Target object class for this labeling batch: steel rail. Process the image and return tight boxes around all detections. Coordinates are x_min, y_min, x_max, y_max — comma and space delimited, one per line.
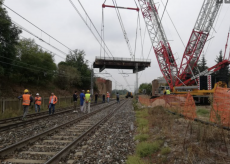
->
45, 100, 127, 164
0, 100, 122, 157
0, 99, 112, 124
0, 106, 72, 124
0, 100, 115, 132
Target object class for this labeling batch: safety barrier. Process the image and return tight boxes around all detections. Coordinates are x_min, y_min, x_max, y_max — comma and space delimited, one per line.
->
210, 87, 230, 127
139, 93, 197, 120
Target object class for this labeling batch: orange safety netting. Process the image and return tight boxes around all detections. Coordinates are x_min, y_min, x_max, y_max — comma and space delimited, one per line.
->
139, 93, 197, 120
210, 87, 230, 127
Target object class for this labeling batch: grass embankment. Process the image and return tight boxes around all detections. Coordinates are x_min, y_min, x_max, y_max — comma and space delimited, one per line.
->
128, 101, 230, 163
127, 102, 171, 164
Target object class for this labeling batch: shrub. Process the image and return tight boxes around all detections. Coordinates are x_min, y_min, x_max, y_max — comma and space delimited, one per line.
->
137, 118, 148, 129
126, 155, 144, 164
136, 140, 163, 157
135, 134, 149, 142
160, 147, 171, 155
197, 109, 209, 116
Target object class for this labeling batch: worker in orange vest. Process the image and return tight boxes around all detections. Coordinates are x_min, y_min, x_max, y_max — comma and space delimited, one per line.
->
18, 89, 33, 120
35, 93, 42, 112
107, 91, 110, 103
49, 93, 58, 115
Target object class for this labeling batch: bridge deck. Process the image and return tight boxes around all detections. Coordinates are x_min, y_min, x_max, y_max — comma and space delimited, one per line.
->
93, 57, 151, 73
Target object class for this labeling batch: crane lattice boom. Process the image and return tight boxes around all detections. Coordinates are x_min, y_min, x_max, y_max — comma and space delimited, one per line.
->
138, 0, 177, 90
176, 0, 221, 86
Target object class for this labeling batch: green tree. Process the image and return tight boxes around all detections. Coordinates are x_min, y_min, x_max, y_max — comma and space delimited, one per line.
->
214, 50, 229, 84
139, 83, 152, 95
65, 49, 91, 89
0, 0, 21, 76
198, 54, 208, 72
12, 38, 56, 85
56, 64, 81, 90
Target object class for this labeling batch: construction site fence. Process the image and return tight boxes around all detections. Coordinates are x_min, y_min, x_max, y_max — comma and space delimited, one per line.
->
210, 87, 230, 127
139, 93, 197, 120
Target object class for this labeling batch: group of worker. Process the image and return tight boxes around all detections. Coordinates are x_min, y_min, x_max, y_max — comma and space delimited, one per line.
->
18, 89, 58, 120
73, 90, 112, 113
18, 89, 112, 120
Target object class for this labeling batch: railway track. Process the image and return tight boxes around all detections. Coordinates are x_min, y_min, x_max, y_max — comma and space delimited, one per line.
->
0, 100, 127, 164
0, 101, 116, 149
0, 101, 114, 132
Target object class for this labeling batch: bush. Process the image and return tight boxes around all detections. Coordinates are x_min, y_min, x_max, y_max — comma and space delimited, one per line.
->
126, 155, 144, 164
136, 109, 148, 118
197, 109, 209, 116
135, 134, 149, 142
137, 118, 148, 129
136, 140, 163, 157
160, 147, 171, 155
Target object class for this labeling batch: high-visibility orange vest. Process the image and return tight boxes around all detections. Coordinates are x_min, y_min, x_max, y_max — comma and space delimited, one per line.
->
35, 97, 42, 105
107, 93, 110, 98
22, 94, 30, 106
49, 95, 58, 104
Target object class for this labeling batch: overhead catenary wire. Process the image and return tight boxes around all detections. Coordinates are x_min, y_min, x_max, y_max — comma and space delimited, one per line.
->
70, 0, 113, 58
0, 60, 92, 79
12, 21, 68, 56
19, 36, 66, 60
69, 0, 136, 91
2, 3, 75, 53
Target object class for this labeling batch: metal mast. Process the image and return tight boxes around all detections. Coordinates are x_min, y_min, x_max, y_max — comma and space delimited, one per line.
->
176, 0, 221, 85
138, 0, 178, 90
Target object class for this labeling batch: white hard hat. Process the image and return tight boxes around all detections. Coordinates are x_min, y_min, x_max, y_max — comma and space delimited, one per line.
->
36, 93, 39, 96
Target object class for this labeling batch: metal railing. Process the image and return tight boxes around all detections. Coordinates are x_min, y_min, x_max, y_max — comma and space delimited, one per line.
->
95, 56, 151, 62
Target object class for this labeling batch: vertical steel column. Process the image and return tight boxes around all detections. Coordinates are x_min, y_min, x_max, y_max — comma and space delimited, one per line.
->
136, 63, 138, 94
91, 67, 94, 95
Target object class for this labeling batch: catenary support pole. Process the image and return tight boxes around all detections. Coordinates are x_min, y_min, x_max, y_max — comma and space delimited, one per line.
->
91, 67, 94, 95
136, 63, 138, 95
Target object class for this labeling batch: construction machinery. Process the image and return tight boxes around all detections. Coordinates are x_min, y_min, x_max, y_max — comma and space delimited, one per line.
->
126, 92, 133, 98
138, 0, 229, 98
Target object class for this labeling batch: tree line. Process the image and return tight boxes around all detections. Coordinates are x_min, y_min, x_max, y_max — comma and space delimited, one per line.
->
0, 1, 92, 90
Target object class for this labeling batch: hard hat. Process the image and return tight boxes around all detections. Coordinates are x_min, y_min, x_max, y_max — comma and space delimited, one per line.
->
24, 89, 29, 93
36, 93, 39, 96
87, 90, 90, 93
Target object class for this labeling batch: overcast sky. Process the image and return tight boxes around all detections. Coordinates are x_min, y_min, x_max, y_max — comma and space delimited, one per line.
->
4, 0, 230, 92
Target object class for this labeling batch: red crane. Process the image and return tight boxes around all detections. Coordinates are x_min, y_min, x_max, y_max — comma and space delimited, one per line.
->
138, 0, 223, 90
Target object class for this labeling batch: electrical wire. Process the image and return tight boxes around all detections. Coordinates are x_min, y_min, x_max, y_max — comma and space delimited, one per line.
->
12, 21, 68, 56
19, 36, 66, 60
71, 0, 113, 58
69, 0, 135, 91
2, 3, 74, 53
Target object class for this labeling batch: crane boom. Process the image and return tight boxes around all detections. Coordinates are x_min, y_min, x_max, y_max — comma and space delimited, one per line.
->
176, 0, 221, 85
138, 0, 177, 90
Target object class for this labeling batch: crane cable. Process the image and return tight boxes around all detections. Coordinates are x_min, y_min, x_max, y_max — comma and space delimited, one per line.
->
112, 0, 135, 59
